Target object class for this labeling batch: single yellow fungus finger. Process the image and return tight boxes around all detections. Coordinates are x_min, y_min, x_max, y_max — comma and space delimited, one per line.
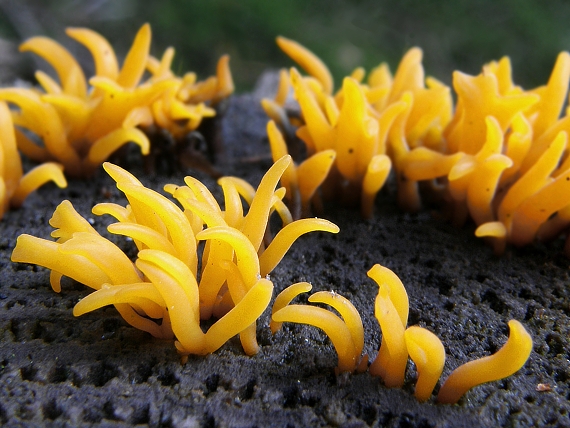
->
198, 240, 235, 320
402, 148, 464, 181
73, 283, 165, 318
371, 284, 408, 387
259, 218, 339, 276
290, 68, 333, 152
214, 54, 234, 101
309, 291, 364, 360
136, 258, 205, 354
241, 155, 292, 251
222, 177, 255, 207
500, 113, 532, 186
156, 47, 175, 77
35, 70, 62, 94
498, 131, 567, 228
197, 226, 260, 287
107, 222, 177, 255
362, 154, 392, 219
92, 203, 131, 223
11, 234, 111, 290
262, 98, 290, 129
297, 150, 336, 213
20, 36, 87, 98
65, 27, 119, 80
532, 51, 570, 138
270, 282, 312, 333
437, 320, 532, 404
404, 326, 446, 402
50, 271, 64, 293
218, 177, 244, 227
49, 200, 97, 242
274, 69, 290, 105
205, 278, 273, 354
276, 36, 333, 95
10, 162, 67, 208
88, 127, 150, 167
272, 304, 356, 373
367, 264, 408, 325
475, 221, 507, 255
267, 120, 297, 195
59, 232, 141, 285
388, 47, 424, 104
117, 23, 151, 88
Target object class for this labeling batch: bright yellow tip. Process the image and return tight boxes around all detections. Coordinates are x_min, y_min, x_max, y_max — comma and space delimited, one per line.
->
10, 162, 66, 209
437, 320, 532, 404
404, 326, 446, 402
65, 27, 119, 80
276, 36, 333, 95
117, 23, 151, 88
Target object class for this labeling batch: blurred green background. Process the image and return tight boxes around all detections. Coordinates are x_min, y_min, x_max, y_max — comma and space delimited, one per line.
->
0, 0, 569, 91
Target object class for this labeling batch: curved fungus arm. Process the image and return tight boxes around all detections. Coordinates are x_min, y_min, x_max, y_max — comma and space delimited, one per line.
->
437, 320, 533, 404
367, 264, 409, 325
73, 282, 166, 319
270, 282, 313, 333
259, 218, 339, 277
276, 36, 333, 95
218, 177, 244, 228
296, 149, 336, 212
361, 154, 391, 219
272, 304, 357, 373
92, 203, 132, 223
308, 291, 364, 360
404, 326, 446, 402
10, 162, 67, 209
205, 278, 273, 354
65, 27, 119, 80
241, 155, 292, 252
88, 127, 150, 167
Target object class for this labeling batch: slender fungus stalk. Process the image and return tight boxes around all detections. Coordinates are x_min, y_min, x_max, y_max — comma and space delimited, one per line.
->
437, 320, 532, 404
404, 326, 446, 402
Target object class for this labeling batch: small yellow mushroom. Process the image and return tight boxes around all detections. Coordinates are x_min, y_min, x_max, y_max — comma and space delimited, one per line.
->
437, 320, 532, 404
404, 326, 446, 402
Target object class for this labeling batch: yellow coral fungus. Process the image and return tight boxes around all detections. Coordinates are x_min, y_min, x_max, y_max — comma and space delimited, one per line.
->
1, 23, 233, 178
271, 283, 364, 373
11, 157, 337, 360
437, 320, 532, 404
